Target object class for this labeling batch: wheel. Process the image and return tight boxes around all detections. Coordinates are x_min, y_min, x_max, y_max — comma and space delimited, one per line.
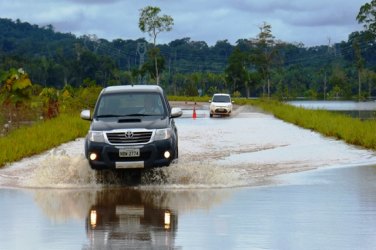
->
210, 113, 213, 117
175, 144, 179, 159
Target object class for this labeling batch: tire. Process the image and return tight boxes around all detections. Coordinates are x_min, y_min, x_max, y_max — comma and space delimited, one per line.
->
175, 144, 179, 159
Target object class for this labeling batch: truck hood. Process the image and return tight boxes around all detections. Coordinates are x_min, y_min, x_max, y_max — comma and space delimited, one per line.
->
90, 116, 170, 131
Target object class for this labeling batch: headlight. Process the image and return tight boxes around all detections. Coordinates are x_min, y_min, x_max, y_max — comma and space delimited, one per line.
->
88, 131, 105, 142
154, 128, 172, 141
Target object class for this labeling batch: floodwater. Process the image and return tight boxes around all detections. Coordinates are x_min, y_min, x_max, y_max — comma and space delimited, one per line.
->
289, 100, 376, 111
1, 103, 376, 249
289, 100, 376, 119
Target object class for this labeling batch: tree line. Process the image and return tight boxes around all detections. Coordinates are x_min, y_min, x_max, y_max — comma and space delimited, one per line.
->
1, 1, 376, 101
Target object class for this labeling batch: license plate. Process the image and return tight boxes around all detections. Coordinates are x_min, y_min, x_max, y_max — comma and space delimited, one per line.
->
119, 148, 140, 157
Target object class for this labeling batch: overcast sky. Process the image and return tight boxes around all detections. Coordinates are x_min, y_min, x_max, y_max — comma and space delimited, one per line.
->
0, 0, 369, 47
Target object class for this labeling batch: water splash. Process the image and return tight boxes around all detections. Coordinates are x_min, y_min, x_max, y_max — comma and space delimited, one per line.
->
141, 160, 249, 188
22, 149, 98, 188
13, 149, 249, 189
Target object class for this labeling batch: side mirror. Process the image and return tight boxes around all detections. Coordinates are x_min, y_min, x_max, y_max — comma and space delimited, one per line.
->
80, 110, 92, 121
171, 107, 183, 118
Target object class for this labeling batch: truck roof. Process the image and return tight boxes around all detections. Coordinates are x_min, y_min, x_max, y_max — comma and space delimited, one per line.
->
101, 85, 164, 94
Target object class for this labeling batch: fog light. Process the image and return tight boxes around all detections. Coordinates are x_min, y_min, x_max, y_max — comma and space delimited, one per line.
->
90, 210, 97, 228
164, 151, 171, 159
164, 211, 171, 229
89, 152, 97, 161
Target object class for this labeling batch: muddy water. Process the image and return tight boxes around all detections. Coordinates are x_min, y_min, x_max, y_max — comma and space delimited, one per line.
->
1, 166, 376, 249
1, 105, 376, 249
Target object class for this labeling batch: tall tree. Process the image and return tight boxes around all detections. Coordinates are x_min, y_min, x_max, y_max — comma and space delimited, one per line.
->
251, 22, 280, 98
357, 0, 376, 37
140, 49, 165, 81
225, 47, 249, 95
362, 69, 376, 98
139, 6, 174, 85
329, 65, 350, 99
353, 38, 365, 100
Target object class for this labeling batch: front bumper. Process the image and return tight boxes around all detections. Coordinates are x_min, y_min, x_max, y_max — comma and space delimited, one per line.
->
85, 139, 176, 170
210, 106, 232, 115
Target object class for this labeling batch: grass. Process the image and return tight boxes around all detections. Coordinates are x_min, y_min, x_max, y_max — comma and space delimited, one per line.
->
246, 99, 376, 150
0, 113, 89, 168
168, 95, 211, 103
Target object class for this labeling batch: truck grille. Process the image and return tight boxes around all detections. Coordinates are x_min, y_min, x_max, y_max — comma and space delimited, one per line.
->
106, 131, 153, 144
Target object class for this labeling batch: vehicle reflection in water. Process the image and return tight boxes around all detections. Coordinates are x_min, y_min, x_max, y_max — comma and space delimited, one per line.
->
85, 189, 178, 249
16, 187, 231, 249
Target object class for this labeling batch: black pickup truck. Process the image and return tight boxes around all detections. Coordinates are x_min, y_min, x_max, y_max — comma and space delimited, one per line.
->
80, 85, 182, 171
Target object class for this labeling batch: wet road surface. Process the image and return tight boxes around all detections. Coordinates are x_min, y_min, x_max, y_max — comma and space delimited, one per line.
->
1, 104, 376, 249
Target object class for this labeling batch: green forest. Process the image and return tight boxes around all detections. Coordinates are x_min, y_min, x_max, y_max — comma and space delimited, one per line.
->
1, 11, 376, 99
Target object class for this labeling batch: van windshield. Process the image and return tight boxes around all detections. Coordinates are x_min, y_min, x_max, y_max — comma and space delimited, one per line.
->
213, 95, 231, 103
94, 92, 166, 117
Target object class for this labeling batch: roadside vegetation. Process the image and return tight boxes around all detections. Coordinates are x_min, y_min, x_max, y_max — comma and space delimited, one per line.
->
0, 73, 101, 167
0, 113, 88, 167
247, 99, 376, 150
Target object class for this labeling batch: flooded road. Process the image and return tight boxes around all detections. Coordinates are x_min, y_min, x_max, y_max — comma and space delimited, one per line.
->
1, 104, 376, 249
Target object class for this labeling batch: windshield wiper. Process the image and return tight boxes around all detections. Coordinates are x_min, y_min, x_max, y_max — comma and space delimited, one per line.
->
96, 113, 157, 118
125, 113, 153, 116
95, 114, 121, 118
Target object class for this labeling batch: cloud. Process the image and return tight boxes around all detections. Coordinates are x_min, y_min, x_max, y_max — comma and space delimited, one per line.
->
62, 0, 122, 4
0, 0, 368, 47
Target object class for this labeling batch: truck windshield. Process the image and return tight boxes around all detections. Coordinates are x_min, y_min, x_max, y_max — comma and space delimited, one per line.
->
94, 92, 166, 117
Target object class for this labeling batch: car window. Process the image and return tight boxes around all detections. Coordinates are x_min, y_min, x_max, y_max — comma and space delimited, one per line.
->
213, 95, 230, 103
95, 92, 165, 117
